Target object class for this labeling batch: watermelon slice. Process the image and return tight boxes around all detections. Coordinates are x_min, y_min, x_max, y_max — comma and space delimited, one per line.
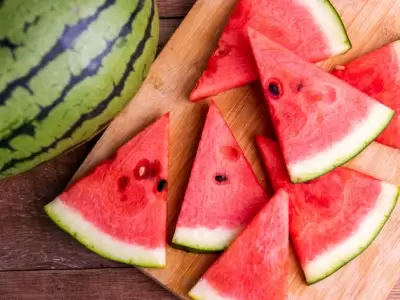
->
248, 28, 395, 183
189, 189, 289, 300
256, 136, 399, 284
44, 114, 169, 268
332, 40, 400, 149
172, 101, 269, 251
190, 0, 351, 101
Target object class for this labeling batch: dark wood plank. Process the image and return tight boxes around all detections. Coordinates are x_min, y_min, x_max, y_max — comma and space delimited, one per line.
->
0, 141, 126, 271
159, 18, 183, 52
158, 0, 196, 18
389, 283, 400, 300
0, 268, 176, 300
1, 269, 399, 300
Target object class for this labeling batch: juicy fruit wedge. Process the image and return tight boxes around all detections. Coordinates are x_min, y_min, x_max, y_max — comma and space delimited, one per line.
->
189, 189, 289, 300
248, 28, 395, 183
333, 40, 400, 149
256, 136, 399, 284
45, 114, 169, 268
172, 101, 269, 251
190, 0, 351, 101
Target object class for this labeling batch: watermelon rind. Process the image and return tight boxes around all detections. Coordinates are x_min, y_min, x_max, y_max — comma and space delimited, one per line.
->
172, 227, 241, 252
289, 103, 395, 183
304, 0, 351, 56
393, 39, 400, 55
45, 197, 166, 268
189, 279, 229, 300
0, 0, 159, 178
171, 243, 222, 254
305, 182, 399, 284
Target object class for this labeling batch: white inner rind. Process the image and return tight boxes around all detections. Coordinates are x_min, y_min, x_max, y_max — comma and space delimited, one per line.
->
301, 0, 350, 55
288, 102, 394, 182
173, 226, 241, 251
45, 197, 165, 267
304, 182, 399, 283
392, 40, 400, 60
189, 279, 235, 300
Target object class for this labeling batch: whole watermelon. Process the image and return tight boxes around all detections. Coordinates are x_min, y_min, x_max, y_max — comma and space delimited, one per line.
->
0, 0, 159, 177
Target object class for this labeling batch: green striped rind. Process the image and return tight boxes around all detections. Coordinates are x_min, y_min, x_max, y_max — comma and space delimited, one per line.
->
0, 0, 158, 177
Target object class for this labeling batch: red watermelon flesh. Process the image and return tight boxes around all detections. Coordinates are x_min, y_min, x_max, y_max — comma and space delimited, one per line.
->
172, 101, 269, 251
248, 28, 394, 183
190, 0, 351, 101
44, 114, 169, 268
189, 0, 257, 101
333, 40, 400, 149
189, 189, 289, 300
256, 136, 399, 284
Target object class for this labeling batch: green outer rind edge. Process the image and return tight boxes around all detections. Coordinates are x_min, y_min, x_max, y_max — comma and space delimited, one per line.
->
188, 291, 203, 300
170, 242, 223, 254
291, 110, 395, 183
306, 186, 400, 284
324, 0, 352, 52
44, 202, 165, 269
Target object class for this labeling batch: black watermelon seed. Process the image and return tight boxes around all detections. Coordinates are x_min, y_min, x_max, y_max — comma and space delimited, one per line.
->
157, 179, 167, 192
268, 83, 280, 96
214, 174, 228, 183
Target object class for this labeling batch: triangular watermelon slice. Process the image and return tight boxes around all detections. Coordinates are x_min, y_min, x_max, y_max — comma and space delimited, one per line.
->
248, 28, 395, 183
172, 101, 269, 251
189, 189, 289, 300
332, 40, 400, 149
190, 0, 351, 101
256, 136, 399, 284
45, 114, 169, 268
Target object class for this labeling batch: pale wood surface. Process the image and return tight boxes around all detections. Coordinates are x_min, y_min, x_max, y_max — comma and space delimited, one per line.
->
72, 0, 400, 299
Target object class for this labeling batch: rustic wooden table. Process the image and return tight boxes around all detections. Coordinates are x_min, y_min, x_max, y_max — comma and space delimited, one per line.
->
0, 1, 399, 299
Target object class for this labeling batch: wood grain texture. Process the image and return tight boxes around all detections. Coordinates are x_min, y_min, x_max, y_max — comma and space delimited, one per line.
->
71, 0, 400, 299
0, 269, 175, 300
159, 18, 183, 52
0, 140, 128, 271
158, 0, 196, 17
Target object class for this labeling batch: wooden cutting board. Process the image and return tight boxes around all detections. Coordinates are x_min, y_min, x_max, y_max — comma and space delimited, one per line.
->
73, 0, 400, 299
